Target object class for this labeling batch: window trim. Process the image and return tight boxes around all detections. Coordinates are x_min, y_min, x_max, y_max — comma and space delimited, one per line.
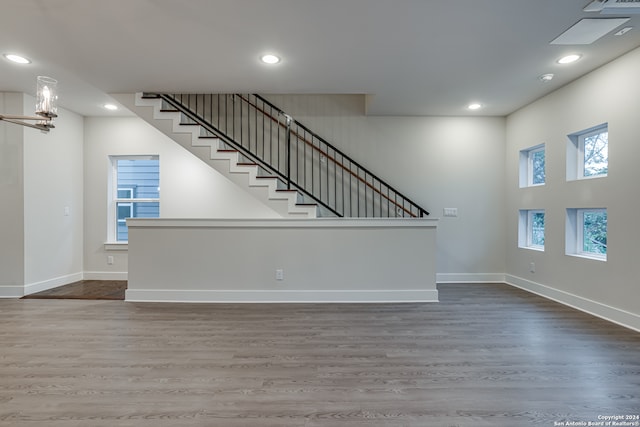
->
116, 187, 134, 230
565, 208, 607, 261
527, 210, 545, 249
567, 123, 608, 181
518, 209, 545, 251
527, 146, 545, 187
519, 143, 545, 188
108, 155, 160, 244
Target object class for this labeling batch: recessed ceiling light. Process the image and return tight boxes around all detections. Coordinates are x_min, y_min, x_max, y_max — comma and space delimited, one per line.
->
539, 73, 554, 82
467, 103, 482, 110
4, 53, 31, 64
260, 54, 281, 64
557, 54, 582, 64
103, 104, 118, 111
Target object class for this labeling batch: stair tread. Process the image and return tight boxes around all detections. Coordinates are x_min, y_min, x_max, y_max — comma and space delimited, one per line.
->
179, 122, 199, 126
256, 176, 277, 179
237, 162, 257, 166
160, 108, 179, 113
198, 135, 218, 139
217, 149, 238, 153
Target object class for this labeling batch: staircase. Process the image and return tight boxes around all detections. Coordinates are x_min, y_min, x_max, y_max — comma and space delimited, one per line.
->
113, 93, 317, 218
113, 93, 428, 219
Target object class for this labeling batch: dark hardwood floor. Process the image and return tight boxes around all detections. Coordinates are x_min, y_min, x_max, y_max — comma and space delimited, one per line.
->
1, 283, 639, 426
21, 280, 126, 300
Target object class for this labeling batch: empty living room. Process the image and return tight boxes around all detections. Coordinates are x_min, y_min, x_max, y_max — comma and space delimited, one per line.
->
1, 1, 639, 426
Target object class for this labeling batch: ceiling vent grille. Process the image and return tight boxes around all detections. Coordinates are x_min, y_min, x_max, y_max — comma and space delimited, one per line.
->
586, 0, 640, 14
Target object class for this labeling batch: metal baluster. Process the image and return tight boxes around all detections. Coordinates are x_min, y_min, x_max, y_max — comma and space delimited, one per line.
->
296, 129, 306, 192
326, 144, 329, 209
318, 138, 321, 206
356, 167, 360, 217
269, 104, 272, 169
349, 160, 352, 217
232, 95, 236, 143
285, 114, 292, 189
333, 148, 337, 213
277, 112, 281, 174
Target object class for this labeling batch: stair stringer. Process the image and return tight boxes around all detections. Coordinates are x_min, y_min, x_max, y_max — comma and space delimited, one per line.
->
111, 93, 317, 218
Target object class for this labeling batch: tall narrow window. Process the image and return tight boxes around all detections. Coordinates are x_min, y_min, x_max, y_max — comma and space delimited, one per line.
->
518, 209, 545, 251
519, 144, 545, 187
110, 156, 160, 242
566, 208, 607, 260
567, 124, 608, 180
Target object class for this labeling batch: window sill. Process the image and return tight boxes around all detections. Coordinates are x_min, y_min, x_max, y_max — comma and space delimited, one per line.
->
104, 242, 128, 251
567, 174, 608, 182
566, 253, 606, 262
519, 245, 544, 252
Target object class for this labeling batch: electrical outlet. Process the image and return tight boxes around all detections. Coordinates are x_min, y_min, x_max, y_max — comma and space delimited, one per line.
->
529, 262, 535, 273
107, 256, 114, 265
275, 269, 284, 281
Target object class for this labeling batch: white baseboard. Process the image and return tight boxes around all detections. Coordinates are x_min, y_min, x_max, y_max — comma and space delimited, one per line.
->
437, 273, 506, 283
83, 271, 128, 281
505, 274, 640, 333
23, 272, 84, 296
0, 286, 25, 298
1, 273, 84, 298
125, 289, 439, 303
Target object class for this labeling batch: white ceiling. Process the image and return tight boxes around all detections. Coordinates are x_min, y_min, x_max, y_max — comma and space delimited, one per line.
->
2, 0, 640, 117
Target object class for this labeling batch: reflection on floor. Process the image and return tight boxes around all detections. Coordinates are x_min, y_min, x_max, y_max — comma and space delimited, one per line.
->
22, 280, 127, 300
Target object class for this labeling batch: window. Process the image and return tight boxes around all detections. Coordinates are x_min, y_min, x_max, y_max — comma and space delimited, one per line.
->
109, 156, 160, 242
567, 124, 608, 181
518, 209, 545, 250
566, 208, 607, 260
519, 144, 545, 187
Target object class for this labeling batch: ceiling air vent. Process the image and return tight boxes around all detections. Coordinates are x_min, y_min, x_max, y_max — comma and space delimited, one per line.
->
585, 0, 640, 14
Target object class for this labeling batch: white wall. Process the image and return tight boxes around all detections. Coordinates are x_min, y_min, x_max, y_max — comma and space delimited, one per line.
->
0, 93, 25, 296
83, 117, 281, 278
264, 95, 507, 281
23, 94, 84, 294
505, 46, 640, 331
127, 218, 438, 303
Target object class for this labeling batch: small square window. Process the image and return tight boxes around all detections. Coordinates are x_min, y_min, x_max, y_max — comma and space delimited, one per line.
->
567, 124, 608, 181
518, 209, 545, 251
566, 208, 607, 261
519, 144, 545, 187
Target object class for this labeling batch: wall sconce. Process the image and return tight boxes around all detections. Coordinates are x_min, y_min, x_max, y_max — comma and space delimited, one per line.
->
0, 76, 58, 132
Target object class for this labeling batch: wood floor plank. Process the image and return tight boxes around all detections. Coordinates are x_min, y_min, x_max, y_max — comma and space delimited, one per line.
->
21, 280, 126, 300
1, 283, 639, 426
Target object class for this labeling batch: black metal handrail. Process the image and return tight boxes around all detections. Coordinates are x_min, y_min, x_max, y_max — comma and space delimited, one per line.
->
147, 93, 429, 218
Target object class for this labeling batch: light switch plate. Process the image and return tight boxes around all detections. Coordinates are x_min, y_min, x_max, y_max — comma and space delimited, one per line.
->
443, 208, 458, 217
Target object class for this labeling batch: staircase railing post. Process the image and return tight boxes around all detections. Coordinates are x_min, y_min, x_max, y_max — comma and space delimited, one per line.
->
284, 113, 292, 190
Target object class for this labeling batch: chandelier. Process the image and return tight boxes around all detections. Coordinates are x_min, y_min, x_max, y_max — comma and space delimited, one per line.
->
0, 76, 58, 132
